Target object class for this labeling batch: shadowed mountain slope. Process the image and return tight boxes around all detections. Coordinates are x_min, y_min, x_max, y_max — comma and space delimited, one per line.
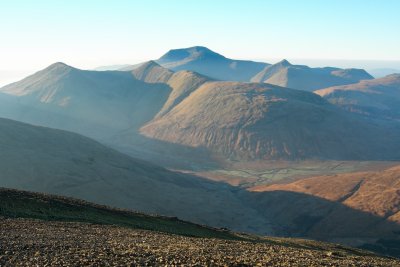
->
0, 117, 271, 234
315, 74, 400, 121
251, 59, 373, 91
154, 46, 269, 82
141, 81, 400, 160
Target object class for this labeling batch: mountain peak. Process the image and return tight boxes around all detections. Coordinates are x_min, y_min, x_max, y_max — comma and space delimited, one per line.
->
131, 60, 173, 83
48, 62, 71, 68
140, 60, 162, 69
158, 46, 225, 62
276, 59, 291, 67
44, 62, 74, 73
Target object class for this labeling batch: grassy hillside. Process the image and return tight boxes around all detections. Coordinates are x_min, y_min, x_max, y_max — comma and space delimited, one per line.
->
141, 81, 400, 161
0, 187, 236, 239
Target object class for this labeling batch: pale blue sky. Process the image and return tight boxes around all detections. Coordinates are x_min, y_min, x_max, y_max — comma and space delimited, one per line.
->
0, 0, 399, 71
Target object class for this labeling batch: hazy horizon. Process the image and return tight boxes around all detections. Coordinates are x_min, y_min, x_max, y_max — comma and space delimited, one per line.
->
1, 0, 399, 71
1, 56, 400, 87
1, 0, 400, 86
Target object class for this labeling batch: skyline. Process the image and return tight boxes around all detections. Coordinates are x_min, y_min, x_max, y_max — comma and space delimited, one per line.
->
0, 0, 399, 79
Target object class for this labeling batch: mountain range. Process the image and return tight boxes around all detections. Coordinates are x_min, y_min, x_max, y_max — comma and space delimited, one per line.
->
121, 46, 374, 91
134, 62, 400, 160
1, 57, 400, 162
251, 59, 373, 91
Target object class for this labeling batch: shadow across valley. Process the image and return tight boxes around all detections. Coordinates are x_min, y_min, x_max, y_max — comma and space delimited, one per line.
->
240, 189, 400, 257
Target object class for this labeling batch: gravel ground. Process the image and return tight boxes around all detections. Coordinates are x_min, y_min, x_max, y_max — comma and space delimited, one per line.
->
0, 218, 398, 266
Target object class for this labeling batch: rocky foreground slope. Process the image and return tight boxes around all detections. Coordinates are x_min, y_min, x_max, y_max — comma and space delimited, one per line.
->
0, 188, 397, 266
2, 219, 398, 266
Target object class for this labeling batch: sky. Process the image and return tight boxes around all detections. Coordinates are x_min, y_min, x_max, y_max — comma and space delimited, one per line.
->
0, 0, 400, 75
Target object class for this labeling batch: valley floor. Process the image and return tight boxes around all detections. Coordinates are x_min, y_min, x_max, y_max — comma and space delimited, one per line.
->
185, 160, 399, 189
0, 218, 397, 266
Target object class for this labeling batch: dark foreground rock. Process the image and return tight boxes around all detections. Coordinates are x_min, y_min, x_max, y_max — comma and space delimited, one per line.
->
0, 218, 398, 266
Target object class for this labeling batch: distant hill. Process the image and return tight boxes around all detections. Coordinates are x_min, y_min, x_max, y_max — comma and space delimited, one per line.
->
154, 46, 269, 82
251, 59, 373, 91
94, 64, 132, 71
315, 74, 400, 121
141, 80, 400, 160
368, 68, 400, 78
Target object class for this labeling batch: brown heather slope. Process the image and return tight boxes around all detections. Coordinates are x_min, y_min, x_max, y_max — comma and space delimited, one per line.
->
248, 165, 400, 255
251, 59, 373, 91
252, 165, 400, 221
315, 74, 400, 121
141, 81, 400, 161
